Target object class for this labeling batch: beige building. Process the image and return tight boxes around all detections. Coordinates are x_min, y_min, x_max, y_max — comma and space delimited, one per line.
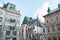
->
20, 16, 42, 40
42, 4, 60, 40
0, 3, 21, 40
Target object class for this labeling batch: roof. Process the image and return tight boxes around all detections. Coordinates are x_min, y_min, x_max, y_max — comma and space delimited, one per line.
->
43, 8, 60, 17
22, 16, 43, 27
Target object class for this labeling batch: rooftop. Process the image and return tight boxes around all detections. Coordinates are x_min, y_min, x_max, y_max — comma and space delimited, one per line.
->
43, 3, 60, 17
22, 16, 43, 27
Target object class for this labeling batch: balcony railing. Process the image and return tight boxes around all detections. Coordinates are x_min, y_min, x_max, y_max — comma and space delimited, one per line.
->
9, 26, 15, 30
8, 23, 16, 30
10, 19, 16, 22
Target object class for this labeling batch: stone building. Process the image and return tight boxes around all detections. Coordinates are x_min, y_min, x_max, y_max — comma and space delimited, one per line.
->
0, 3, 21, 40
42, 3, 60, 40
20, 16, 42, 40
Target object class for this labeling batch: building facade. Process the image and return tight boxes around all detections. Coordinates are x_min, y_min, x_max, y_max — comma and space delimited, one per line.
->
20, 16, 42, 40
0, 3, 21, 40
42, 4, 60, 40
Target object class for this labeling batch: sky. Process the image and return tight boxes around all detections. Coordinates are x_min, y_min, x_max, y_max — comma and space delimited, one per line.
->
0, 0, 60, 24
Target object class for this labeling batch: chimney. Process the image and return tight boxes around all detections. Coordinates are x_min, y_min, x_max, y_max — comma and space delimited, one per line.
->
47, 7, 50, 14
58, 3, 60, 8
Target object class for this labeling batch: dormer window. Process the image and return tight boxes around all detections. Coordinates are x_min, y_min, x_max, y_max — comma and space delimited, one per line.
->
3, 3, 15, 11
7, 3, 12, 10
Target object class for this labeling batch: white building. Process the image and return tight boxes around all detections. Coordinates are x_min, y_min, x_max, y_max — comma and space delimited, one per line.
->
0, 3, 21, 40
20, 16, 43, 40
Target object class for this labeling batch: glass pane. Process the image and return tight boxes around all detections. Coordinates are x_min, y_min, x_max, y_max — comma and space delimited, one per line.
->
48, 37, 51, 40
13, 31, 17, 35
12, 37, 17, 40
6, 37, 10, 40
6, 31, 10, 35
0, 11, 3, 15
0, 17, 2, 22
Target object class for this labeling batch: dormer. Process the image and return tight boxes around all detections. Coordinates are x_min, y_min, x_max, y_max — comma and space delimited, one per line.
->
3, 3, 16, 11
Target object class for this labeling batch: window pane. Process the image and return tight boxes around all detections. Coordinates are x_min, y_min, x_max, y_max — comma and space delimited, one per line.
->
48, 37, 51, 40
12, 37, 17, 40
47, 28, 50, 33
6, 31, 10, 35
58, 28, 60, 31
43, 29, 45, 33
0, 17, 2, 22
56, 16, 58, 21
6, 37, 10, 40
13, 31, 17, 35
0, 11, 3, 15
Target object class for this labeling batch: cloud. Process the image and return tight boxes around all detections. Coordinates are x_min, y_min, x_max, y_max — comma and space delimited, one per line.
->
33, 2, 49, 33
34, 2, 49, 23
0, 3, 3, 7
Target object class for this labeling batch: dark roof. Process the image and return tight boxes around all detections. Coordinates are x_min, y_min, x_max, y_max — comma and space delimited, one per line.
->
22, 16, 43, 27
22, 16, 33, 24
43, 8, 60, 17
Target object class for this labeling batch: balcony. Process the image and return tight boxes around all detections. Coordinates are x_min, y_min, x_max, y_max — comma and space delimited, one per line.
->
9, 26, 15, 30
10, 19, 16, 22
8, 23, 16, 30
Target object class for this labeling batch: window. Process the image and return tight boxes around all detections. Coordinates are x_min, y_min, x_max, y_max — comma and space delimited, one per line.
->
47, 27, 50, 33
53, 37, 57, 40
51, 25, 55, 32
56, 24, 60, 31
13, 31, 17, 35
52, 28, 55, 32
58, 28, 60, 31
12, 37, 17, 40
46, 20, 48, 23
6, 37, 10, 40
0, 11, 3, 15
7, 3, 12, 10
51, 18, 53, 21
48, 37, 51, 40
0, 17, 2, 22
6, 31, 10, 35
0, 25, 2, 31
43, 29, 45, 33
56, 15, 58, 21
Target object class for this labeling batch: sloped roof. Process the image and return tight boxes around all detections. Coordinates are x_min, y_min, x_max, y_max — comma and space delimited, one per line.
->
44, 8, 60, 17
22, 16, 43, 27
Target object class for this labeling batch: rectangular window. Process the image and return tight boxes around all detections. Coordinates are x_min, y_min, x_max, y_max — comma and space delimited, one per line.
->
0, 25, 2, 31
12, 37, 17, 40
0, 11, 3, 15
56, 24, 60, 31
43, 29, 45, 33
58, 28, 60, 31
51, 18, 53, 21
13, 31, 17, 35
46, 20, 48, 23
48, 37, 51, 40
6, 37, 10, 40
56, 15, 58, 21
52, 28, 55, 32
6, 31, 10, 35
0, 17, 2, 22
47, 27, 50, 33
